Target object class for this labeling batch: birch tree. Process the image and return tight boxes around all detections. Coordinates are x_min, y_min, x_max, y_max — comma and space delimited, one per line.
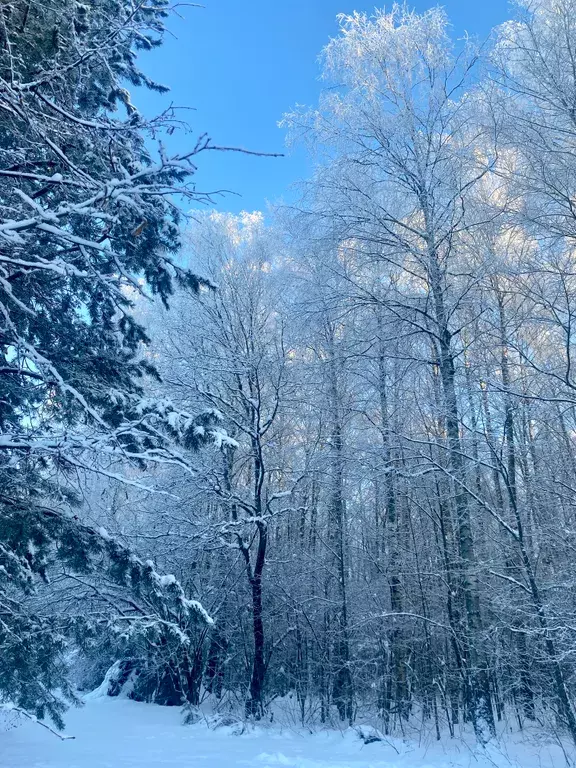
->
284, 5, 497, 738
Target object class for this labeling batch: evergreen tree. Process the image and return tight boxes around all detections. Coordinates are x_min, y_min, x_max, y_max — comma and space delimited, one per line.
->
0, 0, 216, 726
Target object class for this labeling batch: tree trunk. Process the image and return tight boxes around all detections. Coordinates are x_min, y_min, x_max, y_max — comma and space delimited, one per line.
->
326, 322, 354, 725
244, 520, 268, 718
376, 313, 409, 721
427, 238, 495, 739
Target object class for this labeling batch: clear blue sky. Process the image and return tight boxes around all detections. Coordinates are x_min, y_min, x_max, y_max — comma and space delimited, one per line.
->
137, 1, 511, 214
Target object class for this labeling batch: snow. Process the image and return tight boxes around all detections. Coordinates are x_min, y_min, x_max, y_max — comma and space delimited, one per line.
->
157, 573, 177, 586
181, 596, 215, 625
0, 695, 572, 768
97, 526, 111, 541
210, 426, 240, 449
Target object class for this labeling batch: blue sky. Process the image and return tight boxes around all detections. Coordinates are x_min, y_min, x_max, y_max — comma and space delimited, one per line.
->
138, 1, 511, 214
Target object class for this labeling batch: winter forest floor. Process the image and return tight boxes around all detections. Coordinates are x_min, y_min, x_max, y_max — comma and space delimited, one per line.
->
1, 696, 574, 768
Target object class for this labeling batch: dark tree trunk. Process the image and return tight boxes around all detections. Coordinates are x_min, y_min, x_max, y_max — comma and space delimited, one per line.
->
245, 519, 268, 719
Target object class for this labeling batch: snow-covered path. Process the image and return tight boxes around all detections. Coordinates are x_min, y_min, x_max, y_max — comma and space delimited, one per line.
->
0, 696, 570, 768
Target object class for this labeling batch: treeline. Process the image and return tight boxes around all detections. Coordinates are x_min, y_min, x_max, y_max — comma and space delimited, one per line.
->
85, 2, 576, 745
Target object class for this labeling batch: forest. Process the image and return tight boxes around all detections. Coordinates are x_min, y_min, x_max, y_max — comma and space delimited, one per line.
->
3, 0, 576, 765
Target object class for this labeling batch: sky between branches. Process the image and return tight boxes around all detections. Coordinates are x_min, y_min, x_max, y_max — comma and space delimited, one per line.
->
135, 0, 510, 215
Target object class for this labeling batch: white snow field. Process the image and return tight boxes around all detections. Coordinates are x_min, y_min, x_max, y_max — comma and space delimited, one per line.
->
1, 695, 573, 768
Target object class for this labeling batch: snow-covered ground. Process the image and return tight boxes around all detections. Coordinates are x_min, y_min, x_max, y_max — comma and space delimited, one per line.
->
1, 695, 573, 768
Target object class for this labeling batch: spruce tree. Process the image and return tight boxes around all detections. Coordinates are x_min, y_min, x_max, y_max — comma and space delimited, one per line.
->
0, 0, 216, 726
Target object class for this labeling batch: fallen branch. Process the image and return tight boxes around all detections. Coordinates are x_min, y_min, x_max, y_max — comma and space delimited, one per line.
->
0, 704, 75, 740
